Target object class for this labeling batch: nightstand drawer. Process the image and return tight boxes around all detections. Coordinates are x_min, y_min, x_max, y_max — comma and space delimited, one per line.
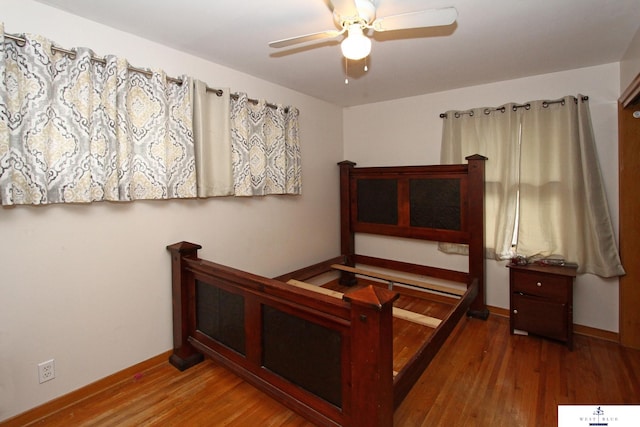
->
512, 293, 568, 341
511, 270, 568, 300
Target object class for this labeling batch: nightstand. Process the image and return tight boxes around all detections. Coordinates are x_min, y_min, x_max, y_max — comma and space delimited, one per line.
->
507, 263, 577, 349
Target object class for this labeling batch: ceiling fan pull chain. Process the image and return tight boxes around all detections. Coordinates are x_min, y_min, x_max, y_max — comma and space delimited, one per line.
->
345, 57, 349, 84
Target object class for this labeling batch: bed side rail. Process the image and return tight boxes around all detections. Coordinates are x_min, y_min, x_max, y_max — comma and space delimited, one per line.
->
392, 277, 478, 407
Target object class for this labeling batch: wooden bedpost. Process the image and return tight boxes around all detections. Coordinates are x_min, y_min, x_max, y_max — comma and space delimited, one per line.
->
338, 160, 358, 285
343, 285, 397, 427
166, 241, 204, 370
465, 155, 489, 320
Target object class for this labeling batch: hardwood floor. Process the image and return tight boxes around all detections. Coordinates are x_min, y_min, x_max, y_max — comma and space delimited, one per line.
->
396, 315, 640, 426
6, 313, 638, 427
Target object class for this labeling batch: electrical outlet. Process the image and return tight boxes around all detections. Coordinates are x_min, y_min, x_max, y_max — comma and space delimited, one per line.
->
38, 359, 55, 383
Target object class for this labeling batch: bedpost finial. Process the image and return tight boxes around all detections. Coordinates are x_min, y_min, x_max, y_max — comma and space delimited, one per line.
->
338, 160, 357, 167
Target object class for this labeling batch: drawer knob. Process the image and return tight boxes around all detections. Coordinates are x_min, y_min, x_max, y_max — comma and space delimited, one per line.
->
536, 282, 542, 287
513, 309, 518, 314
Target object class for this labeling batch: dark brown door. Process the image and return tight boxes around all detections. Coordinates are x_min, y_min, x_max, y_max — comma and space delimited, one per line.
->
619, 74, 640, 349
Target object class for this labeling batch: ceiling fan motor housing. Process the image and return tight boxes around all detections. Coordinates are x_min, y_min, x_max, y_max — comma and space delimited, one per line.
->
355, 0, 376, 24
334, 0, 377, 28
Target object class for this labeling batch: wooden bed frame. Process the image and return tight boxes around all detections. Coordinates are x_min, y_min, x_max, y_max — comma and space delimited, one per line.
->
167, 154, 487, 427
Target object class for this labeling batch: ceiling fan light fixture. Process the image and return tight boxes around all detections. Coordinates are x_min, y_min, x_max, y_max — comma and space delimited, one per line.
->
340, 24, 371, 60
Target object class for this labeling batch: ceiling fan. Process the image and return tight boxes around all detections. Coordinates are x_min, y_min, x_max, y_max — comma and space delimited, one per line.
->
268, 0, 458, 61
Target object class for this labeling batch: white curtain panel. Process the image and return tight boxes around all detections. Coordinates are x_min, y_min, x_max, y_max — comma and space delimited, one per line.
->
441, 96, 624, 277
0, 24, 196, 205
230, 93, 301, 196
517, 97, 624, 277
440, 104, 521, 259
192, 80, 233, 197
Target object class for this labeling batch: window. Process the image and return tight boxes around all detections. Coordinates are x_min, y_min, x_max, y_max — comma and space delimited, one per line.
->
440, 96, 624, 277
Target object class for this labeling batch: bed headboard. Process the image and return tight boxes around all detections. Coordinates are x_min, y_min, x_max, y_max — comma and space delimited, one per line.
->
338, 154, 487, 316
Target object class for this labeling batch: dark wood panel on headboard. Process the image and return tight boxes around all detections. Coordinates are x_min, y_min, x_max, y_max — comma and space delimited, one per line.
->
409, 178, 461, 230
357, 178, 398, 225
356, 176, 464, 231
343, 163, 474, 243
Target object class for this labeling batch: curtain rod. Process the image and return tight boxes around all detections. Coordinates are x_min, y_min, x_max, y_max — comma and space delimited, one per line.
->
205, 87, 284, 111
4, 32, 184, 85
5, 32, 287, 112
439, 95, 589, 118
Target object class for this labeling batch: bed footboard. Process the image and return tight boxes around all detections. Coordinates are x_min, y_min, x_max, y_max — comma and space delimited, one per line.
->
167, 242, 398, 427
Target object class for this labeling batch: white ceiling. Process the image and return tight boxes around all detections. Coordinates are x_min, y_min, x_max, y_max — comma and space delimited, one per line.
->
35, 0, 640, 107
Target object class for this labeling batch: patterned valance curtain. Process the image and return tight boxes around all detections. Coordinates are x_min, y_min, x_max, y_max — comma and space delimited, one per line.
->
0, 24, 196, 205
441, 96, 625, 278
230, 93, 301, 196
1, 24, 302, 205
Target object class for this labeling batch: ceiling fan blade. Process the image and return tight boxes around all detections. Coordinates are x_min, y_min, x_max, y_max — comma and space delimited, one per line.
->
372, 7, 457, 32
268, 29, 344, 48
330, 0, 358, 17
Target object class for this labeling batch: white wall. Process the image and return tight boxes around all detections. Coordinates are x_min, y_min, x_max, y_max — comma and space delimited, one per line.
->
0, 1, 343, 421
343, 63, 622, 334
621, 24, 640, 93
